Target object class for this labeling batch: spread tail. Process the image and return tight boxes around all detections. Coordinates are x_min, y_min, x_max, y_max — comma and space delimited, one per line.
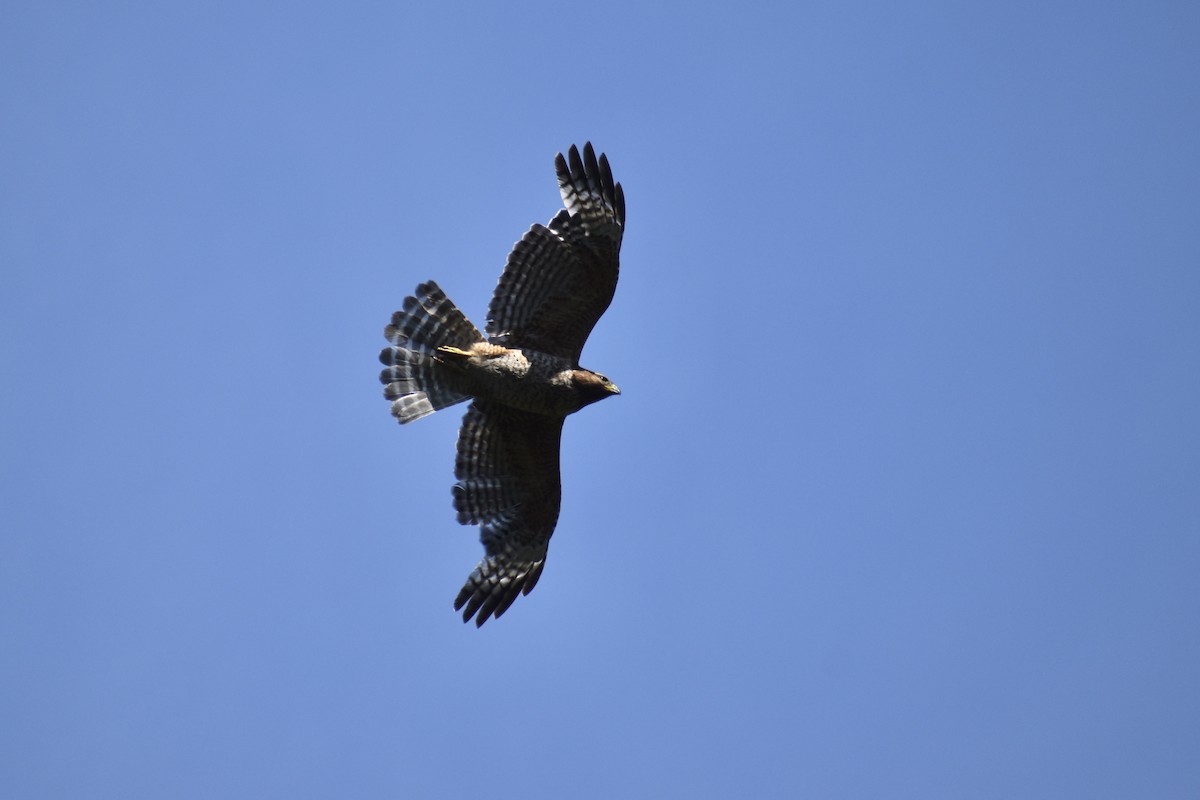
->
379, 281, 484, 423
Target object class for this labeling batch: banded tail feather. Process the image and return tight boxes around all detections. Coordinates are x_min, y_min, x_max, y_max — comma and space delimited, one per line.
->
379, 281, 484, 424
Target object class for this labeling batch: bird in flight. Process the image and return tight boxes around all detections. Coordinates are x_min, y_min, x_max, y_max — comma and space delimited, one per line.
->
379, 143, 625, 626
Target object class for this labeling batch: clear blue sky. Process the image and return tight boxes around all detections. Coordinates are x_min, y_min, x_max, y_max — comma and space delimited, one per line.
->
3, 2, 1199, 797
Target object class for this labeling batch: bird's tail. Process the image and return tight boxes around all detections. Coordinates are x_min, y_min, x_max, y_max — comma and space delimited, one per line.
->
379, 281, 484, 423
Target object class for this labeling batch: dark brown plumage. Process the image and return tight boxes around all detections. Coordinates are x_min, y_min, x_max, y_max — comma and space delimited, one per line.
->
379, 143, 624, 626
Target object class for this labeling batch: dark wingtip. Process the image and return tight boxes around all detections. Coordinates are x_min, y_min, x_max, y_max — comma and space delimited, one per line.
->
568, 143, 585, 177
554, 143, 624, 230
451, 559, 544, 627
454, 582, 494, 627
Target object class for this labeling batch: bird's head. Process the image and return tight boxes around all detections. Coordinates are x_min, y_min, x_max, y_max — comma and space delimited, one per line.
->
571, 369, 621, 408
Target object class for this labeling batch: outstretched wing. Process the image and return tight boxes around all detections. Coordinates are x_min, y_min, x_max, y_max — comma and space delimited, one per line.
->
451, 400, 565, 626
486, 142, 625, 361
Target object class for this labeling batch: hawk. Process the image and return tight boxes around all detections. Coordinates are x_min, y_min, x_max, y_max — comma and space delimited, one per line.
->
379, 143, 625, 626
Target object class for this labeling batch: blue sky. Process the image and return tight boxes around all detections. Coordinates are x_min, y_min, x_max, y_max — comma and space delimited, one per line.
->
3, 1, 1199, 797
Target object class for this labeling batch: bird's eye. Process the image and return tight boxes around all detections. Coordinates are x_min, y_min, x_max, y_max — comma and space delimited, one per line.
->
598, 374, 608, 383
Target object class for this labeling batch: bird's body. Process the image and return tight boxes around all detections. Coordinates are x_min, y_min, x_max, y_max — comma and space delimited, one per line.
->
433, 342, 616, 418
379, 143, 624, 626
